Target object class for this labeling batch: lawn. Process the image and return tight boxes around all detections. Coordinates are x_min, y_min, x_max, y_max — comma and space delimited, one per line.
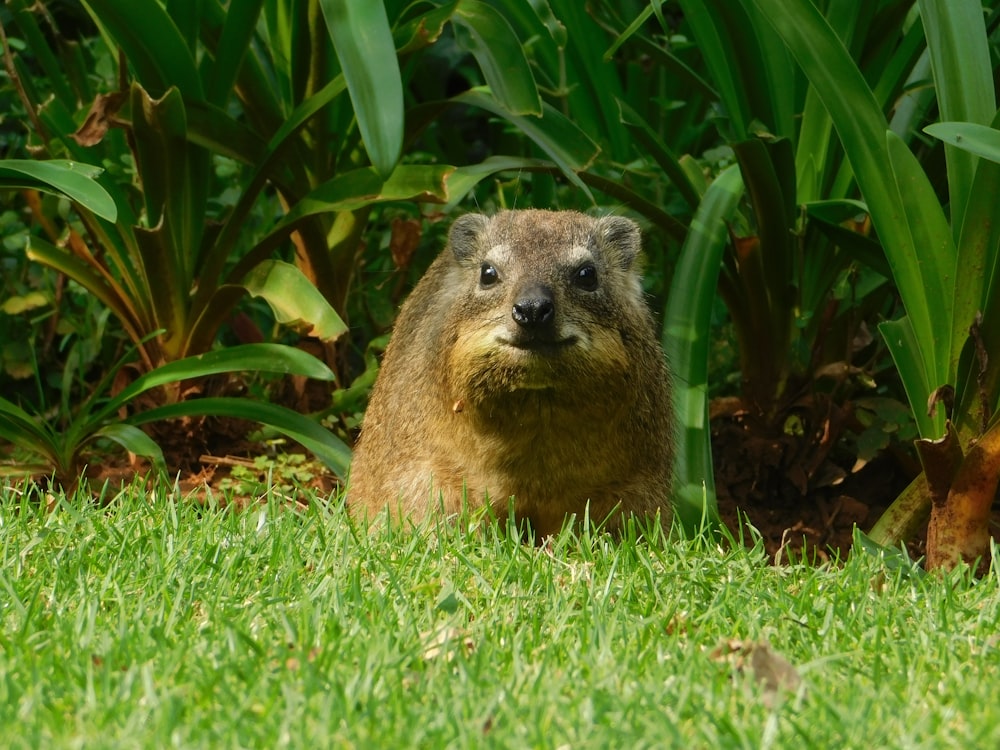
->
1, 482, 998, 749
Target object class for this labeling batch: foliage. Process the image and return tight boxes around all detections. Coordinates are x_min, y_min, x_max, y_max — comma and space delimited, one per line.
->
0, 159, 116, 221
2, 0, 603, 374
0, 159, 125, 404
3, 487, 1000, 747
0, 343, 350, 489
754, 0, 1000, 569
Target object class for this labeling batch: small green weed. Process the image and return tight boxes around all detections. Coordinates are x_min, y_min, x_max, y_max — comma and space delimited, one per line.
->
216, 453, 322, 497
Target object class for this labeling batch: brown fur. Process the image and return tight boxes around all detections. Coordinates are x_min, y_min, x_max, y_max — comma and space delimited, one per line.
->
348, 210, 675, 537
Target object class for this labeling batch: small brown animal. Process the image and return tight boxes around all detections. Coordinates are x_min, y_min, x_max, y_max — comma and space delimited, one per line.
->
348, 209, 674, 537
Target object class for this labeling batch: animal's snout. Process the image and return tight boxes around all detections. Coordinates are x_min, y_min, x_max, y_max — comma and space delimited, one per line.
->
511, 283, 555, 330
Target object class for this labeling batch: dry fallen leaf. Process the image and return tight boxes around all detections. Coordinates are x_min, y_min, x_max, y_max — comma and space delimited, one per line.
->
390, 218, 423, 270
711, 639, 804, 705
71, 91, 127, 147
420, 625, 474, 662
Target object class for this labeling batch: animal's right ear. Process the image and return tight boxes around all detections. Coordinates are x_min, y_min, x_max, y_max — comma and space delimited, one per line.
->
449, 213, 490, 261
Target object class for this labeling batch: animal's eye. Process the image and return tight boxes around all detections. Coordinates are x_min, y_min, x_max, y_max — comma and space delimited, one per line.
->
573, 263, 598, 291
479, 263, 499, 287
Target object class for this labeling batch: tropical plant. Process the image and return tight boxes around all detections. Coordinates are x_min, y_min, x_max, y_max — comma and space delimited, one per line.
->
752, 0, 1000, 570
0, 342, 350, 491
0, 159, 117, 222
0, 155, 348, 487
2, 0, 603, 377
0, 157, 119, 401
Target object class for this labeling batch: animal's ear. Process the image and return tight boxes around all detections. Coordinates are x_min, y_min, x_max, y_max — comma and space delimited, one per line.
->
595, 216, 642, 269
449, 213, 490, 261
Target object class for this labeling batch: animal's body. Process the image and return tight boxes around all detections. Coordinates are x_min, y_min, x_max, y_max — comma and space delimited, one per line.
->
348, 210, 674, 537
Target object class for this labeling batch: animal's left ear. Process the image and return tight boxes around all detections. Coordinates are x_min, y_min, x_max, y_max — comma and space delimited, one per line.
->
595, 216, 641, 270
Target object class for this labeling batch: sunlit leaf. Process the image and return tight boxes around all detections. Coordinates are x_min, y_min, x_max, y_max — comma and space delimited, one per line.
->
925, 122, 1000, 164
99, 343, 336, 429
267, 165, 453, 240
239, 260, 348, 342
0, 159, 117, 221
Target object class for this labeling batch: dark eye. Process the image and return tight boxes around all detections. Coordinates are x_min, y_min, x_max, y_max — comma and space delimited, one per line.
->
480, 263, 499, 287
574, 263, 598, 291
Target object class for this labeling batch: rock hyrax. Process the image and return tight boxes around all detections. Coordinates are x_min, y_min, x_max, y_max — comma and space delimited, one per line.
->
348, 209, 674, 537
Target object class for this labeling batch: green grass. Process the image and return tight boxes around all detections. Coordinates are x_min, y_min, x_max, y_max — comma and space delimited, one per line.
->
1, 482, 998, 749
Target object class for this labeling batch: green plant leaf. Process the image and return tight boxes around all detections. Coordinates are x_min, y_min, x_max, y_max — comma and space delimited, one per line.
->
92, 423, 167, 478
917, 0, 995, 230
83, 0, 203, 99
453, 87, 599, 197
931, 117, 1000, 434
925, 122, 1000, 164
804, 199, 891, 278
0, 160, 117, 221
443, 156, 554, 208
394, 1, 458, 54
128, 398, 352, 480
662, 163, 744, 531
677, 0, 793, 140
616, 100, 701, 210
452, 1, 542, 116
0, 399, 57, 465
129, 84, 207, 298
319, 0, 403, 178
26, 236, 146, 345
95, 344, 336, 431
263, 164, 453, 243
885, 129, 955, 410
750, 0, 947, 438
239, 260, 348, 342
205, 0, 266, 105
879, 316, 938, 439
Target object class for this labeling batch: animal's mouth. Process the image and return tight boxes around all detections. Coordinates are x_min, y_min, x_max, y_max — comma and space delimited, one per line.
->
497, 336, 577, 353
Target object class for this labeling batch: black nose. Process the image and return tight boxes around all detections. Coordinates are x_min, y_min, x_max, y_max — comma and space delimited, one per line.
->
511, 284, 555, 329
